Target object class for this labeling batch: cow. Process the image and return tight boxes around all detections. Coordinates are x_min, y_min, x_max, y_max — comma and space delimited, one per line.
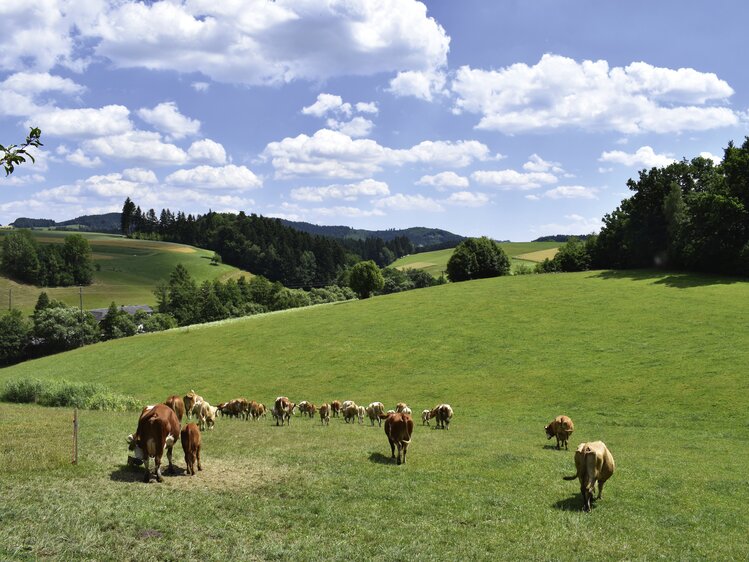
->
319, 403, 330, 426
197, 402, 217, 431
298, 401, 316, 418
183, 390, 203, 419
249, 401, 265, 421
164, 395, 185, 422
258, 403, 267, 419
383, 412, 414, 465
357, 405, 366, 424
341, 400, 356, 411
421, 409, 431, 426
545, 415, 574, 450
366, 402, 386, 426
395, 403, 412, 416
342, 403, 359, 424
127, 403, 180, 483
180, 422, 202, 476
273, 396, 295, 426
563, 441, 615, 512
430, 404, 453, 430
330, 400, 342, 418
216, 402, 229, 417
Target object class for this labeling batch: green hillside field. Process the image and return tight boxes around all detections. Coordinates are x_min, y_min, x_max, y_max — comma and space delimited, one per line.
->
0, 230, 248, 313
392, 241, 560, 276
1, 270, 748, 559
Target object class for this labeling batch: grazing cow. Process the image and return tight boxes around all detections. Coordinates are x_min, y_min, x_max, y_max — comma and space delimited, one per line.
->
273, 396, 295, 426
386, 409, 396, 415
342, 403, 359, 424
563, 441, 615, 512
366, 402, 386, 426
127, 404, 180, 483
216, 402, 229, 417
180, 422, 202, 476
298, 401, 316, 418
545, 415, 574, 450
197, 402, 217, 431
429, 404, 453, 430
341, 400, 356, 411
383, 412, 414, 465
249, 401, 266, 421
330, 400, 342, 418
164, 395, 185, 422
319, 403, 330, 426
258, 403, 267, 419
183, 390, 204, 419
421, 409, 431, 426
357, 405, 366, 424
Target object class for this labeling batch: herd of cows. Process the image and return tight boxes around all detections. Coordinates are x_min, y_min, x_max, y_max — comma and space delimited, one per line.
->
126, 392, 614, 512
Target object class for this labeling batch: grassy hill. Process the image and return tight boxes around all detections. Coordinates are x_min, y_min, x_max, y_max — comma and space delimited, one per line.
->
0, 231, 248, 313
392, 241, 560, 276
1, 270, 748, 559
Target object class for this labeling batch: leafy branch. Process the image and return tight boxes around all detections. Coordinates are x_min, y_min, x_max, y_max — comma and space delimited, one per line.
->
1, 127, 43, 176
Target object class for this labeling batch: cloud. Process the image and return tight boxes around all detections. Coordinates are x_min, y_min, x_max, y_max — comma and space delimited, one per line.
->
542, 185, 598, 199
137, 102, 201, 139
1, 72, 84, 96
165, 165, 262, 190
82, 130, 188, 166
27, 105, 133, 137
523, 154, 564, 174
698, 151, 722, 165
187, 139, 227, 165
291, 179, 389, 202
191, 82, 210, 92
443, 191, 489, 207
355, 102, 378, 114
452, 54, 738, 134
270, 202, 384, 221
65, 148, 103, 168
326, 116, 374, 138
373, 193, 444, 212
122, 168, 158, 184
416, 171, 469, 190
303, 94, 351, 118
599, 146, 676, 168
388, 69, 447, 101
263, 129, 490, 179
90, 0, 449, 85
534, 214, 603, 236
471, 169, 557, 190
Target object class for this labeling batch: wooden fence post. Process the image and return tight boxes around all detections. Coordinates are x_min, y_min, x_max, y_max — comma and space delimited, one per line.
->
72, 408, 78, 465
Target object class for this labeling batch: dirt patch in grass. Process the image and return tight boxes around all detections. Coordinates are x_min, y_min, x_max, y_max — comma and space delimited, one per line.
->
395, 261, 435, 270
514, 248, 558, 262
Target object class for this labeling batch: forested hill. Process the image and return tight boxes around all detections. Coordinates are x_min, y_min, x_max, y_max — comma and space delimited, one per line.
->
11, 213, 120, 232
280, 220, 464, 248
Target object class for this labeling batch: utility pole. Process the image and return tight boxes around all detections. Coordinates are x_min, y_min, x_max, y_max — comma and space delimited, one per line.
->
8, 288, 10, 311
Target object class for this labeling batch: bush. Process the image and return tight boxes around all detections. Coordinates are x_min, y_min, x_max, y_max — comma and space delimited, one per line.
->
1, 378, 45, 403
0, 377, 143, 411
446, 237, 511, 282
349, 260, 384, 299
513, 263, 536, 275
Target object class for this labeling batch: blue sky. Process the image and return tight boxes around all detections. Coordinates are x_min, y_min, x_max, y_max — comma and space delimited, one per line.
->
1, 0, 747, 240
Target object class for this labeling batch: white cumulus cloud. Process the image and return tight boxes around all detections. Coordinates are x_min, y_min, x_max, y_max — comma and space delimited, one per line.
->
291, 179, 389, 202
543, 185, 598, 199
166, 165, 262, 190
599, 146, 676, 168
444, 191, 489, 207
187, 139, 227, 165
388, 69, 447, 101
28, 105, 132, 138
137, 102, 201, 139
471, 169, 557, 190
373, 193, 444, 212
416, 171, 469, 190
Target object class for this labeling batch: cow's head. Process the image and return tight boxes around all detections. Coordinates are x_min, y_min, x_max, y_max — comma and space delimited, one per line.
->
127, 434, 144, 464
544, 424, 554, 439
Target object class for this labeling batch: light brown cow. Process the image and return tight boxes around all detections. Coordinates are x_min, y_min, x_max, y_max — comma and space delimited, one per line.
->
183, 390, 203, 419
545, 415, 574, 450
429, 404, 453, 430
127, 403, 180, 483
421, 409, 431, 426
298, 401, 316, 418
366, 402, 386, 426
273, 396, 295, 426
164, 395, 185, 422
563, 441, 615, 512
197, 402, 217, 431
330, 400, 342, 418
342, 403, 359, 424
319, 403, 330, 426
383, 412, 414, 465
249, 401, 266, 421
180, 422, 202, 476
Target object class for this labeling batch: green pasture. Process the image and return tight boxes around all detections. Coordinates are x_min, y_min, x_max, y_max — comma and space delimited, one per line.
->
1, 270, 748, 559
392, 241, 560, 276
0, 231, 248, 313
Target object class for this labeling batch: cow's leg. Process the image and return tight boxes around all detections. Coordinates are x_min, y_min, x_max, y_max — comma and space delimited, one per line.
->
166, 443, 175, 474
389, 438, 396, 459
155, 455, 164, 483
402, 443, 408, 464
196, 444, 202, 471
556, 437, 561, 450
396, 444, 402, 465
597, 480, 604, 499
142, 458, 151, 483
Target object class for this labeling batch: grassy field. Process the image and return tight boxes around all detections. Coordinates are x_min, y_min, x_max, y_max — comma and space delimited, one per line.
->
1, 270, 748, 559
392, 242, 560, 276
0, 231, 248, 313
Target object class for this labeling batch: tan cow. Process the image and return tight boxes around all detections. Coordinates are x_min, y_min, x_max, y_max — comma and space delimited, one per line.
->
127, 403, 180, 483
342, 403, 359, 424
366, 402, 386, 426
429, 404, 453, 430
563, 441, 615, 512
273, 396, 295, 426
330, 400, 342, 418
357, 405, 366, 424
421, 409, 431, 426
197, 402, 217, 431
298, 401, 317, 418
180, 422, 202, 476
183, 390, 204, 419
319, 403, 330, 426
164, 395, 185, 422
383, 412, 414, 465
545, 415, 574, 450
250, 401, 266, 421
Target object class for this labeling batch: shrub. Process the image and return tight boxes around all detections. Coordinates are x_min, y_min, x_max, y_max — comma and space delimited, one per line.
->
1, 378, 45, 403
1, 377, 143, 411
513, 263, 536, 275
446, 237, 511, 282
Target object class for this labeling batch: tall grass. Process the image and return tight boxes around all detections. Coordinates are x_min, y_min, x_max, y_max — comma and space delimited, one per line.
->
1, 377, 143, 411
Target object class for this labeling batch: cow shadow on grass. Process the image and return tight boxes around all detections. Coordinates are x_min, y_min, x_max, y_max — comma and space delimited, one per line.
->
368, 452, 393, 465
541, 444, 565, 450
110, 464, 186, 483
553, 495, 585, 511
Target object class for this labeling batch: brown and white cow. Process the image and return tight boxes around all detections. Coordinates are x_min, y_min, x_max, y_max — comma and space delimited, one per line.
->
545, 415, 574, 450
164, 395, 185, 422
249, 401, 266, 421
180, 422, 202, 476
421, 409, 431, 426
319, 403, 330, 426
395, 402, 412, 416
298, 401, 316, 418
342, 402, 359, 424
330, 400, 342, 418
127, 403, 180, 483
429, 404, 453, 430
366, 402, 386, 426
273, 396, 295, 426
197, 402, 217, 431
563, 441, 615, 512
383, 412, 414, 465
183, 390, 204, 419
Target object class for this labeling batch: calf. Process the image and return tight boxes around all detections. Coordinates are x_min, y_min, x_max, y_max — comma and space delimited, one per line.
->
430, 404, 453, 430
330, 400, 341, 418
563, 441, 615, 512
180, 422, 202, 476
383, 412, 414, 465
366, 402, 386, 426
183, 390, 203, 419
164, 395, 185, 422
421, 409, 431, 426
319, 403, 330, 426
198, 402, 217, 431
545, 415, 574, 450
357, 405, 366, 424
127, 403, 180, 483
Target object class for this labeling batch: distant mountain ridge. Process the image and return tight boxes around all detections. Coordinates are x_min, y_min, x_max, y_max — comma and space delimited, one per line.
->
280, 220, 465, 248
11, 213, 121, 232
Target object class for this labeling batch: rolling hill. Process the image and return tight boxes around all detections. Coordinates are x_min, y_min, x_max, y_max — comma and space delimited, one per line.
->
1, 270, 747, 559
